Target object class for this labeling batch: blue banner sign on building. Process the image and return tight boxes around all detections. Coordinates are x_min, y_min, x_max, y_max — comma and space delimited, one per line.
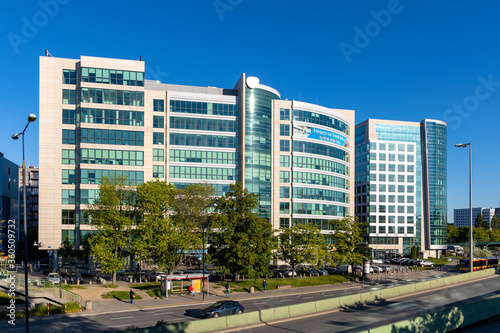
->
293, 125, 348, 147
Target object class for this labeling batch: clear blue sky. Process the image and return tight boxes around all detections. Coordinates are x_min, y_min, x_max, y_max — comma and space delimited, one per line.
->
1, 0, 499, 222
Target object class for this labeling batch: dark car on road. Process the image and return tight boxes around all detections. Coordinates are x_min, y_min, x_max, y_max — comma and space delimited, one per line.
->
200, 300, 244, 318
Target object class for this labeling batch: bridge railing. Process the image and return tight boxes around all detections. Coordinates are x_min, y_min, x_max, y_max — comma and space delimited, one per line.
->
0, 268, 82, 304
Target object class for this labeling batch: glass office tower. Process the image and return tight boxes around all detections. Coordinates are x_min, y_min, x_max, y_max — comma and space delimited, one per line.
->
355, 119, 447, 258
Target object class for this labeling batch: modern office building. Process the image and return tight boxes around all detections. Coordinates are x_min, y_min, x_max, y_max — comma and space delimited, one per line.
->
39, 55, 355, 253
454, 207, 496, 228
355, 119, 447, 258
0, 152, 19, 252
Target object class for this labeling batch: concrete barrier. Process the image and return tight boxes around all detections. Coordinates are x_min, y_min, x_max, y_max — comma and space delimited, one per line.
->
338, 293, 362, 307
380, 286, 399, 299
414, 281, 431, 292
429, 278, 445, 288
259, 305, 290, 322
360, 290, 381, 303
226, 311, 260, 328
398, 284, 416, 295
288, 301, 316, 317
190, 316, 226, 333
315, 298, 340, 312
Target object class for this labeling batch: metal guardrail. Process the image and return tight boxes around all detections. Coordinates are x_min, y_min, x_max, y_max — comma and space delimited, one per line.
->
0, 268, 82, 304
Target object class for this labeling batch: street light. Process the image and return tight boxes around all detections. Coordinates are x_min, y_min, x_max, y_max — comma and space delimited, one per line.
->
12, 113, 37, 333
455, 142, 473, 273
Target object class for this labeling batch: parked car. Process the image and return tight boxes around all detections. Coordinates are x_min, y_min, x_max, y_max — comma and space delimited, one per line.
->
306, 269, 320, 276
379, 265, 391, 272
149, 271, 165, 281
318, 269, 329, 276
371, 259, 383, 264
283, 269, 297, 277
416, 260, 434, 267
69, 273, 84, 284
47, 273, 61, 285
200, 300, 244, 318
372, 266, 382, 273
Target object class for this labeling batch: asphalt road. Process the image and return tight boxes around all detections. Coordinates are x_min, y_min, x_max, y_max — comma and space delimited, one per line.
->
227, 275, 500, 333
1, 272, 495, 332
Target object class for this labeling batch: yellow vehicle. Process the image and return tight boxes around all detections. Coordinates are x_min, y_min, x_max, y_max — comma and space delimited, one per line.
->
459, 258, 487, 271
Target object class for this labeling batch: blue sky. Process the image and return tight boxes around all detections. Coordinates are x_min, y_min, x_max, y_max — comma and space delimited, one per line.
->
1, 0, 499, 221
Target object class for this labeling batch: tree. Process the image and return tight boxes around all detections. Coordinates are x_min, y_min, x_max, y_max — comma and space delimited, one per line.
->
89, 175, 136, 284
463, 242, 493, 258
278, 224, 327, 278
133, 182, 214, 274
447, 224, 459, 243
60, 236, 74, 261
207, 183, 276, 280
491, 215, 499, 230
475, 214, 488, 229
328, 216, 366, 268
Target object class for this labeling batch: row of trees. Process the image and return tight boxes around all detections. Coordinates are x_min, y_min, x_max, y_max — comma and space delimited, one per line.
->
87, 176, 367, 283
447, 223, 500, 243
475, 214, 499, 230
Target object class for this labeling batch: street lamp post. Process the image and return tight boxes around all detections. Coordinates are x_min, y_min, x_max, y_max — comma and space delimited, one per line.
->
455, 143, 473, 273
12, 114, 37, 333
202, 219, 205, 302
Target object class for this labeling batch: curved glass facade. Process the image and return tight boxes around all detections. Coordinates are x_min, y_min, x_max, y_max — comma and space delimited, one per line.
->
423, 121, 447, 248
245, 87, 279, 219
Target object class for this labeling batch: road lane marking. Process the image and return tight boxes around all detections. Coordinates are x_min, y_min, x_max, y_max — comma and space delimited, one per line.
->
152, 312, 172, 315
111, 316, 133, 320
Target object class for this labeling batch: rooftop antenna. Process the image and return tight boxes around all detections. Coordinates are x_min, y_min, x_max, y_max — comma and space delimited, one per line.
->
44, 49, 53, 57
138, 55, 141, 61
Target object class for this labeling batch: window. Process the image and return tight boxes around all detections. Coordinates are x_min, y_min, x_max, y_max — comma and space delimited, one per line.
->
153, 165, 164, 178
388, 226, 395, 234
376, 143, 385, 150
170, 100, 238, 116
388, 195, 395, 203
153, 149, 164, 161
407, 144, 414, 152
280, 171, 290, 183
388, 154, 395, 161
280, 155, 290, 167
280, 218, 290, 228
398, 165, 405, 172
398, 175, 405, 182
379, 226, 386, 233
407, 216, 414, 223
398, 195, 405, 203
379, 153, 386, 161
379, 205, 386, 213
407, 196, 414, 203
407, 155, 414, 162
153, 99, 164, 112
81, 88, 144, 106
370, 163, 376, 171
62, 89, 76, 104
81, 108, 144, 126
388, 143, 395, 151
389, 205, 395, 213
379, 163, 386, 171
407, 185, 414, 193
62, 129, 76, 144
407, 175, 414, 183
62, 109, 76, 124
398, 154, 405, 162
63, 69, 77, 84
62, 150, 76, 164
407, 206, 414, 213
370, 194, 377, 202
388, 174, 395, 182
398, 144, 405, 152
280, 187, 290, 198
280, 124, 290, 136
379, 195, 386, 202
379, 174, 386, 181
389, 164, 395, 172
153, 132, 164, 145
370, 153, 377, 160
398, 206, 405, 213
280, 108, 290, 121
153, 116, 164, 128
388, 185, 395, 192
370, 173, 377, 181
407, 165, 414, 173
370, 205, 376, 213
398, 216, 405, 223
398, 185, 405, 193
379, 184, 386, 192
280, 140, 290, 152
80, 148, 144, 166
280, 202, 290, 214
81, 67, 144, 86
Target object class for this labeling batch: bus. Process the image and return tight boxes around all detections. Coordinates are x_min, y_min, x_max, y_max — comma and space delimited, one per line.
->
485, 257, 499, 268
459, 258, 487, 271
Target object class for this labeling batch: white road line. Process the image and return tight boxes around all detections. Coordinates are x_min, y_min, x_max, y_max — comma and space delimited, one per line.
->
111, 316, 133, 320
303, 296, 314, 299
110, 324, 133, 328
